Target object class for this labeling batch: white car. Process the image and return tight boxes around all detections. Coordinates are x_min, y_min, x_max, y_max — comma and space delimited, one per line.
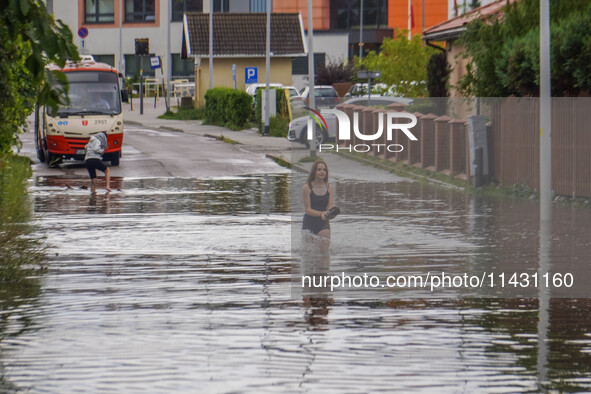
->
284, 86, 301, 98
245, 83, 284, 95
287, 96, 414, 147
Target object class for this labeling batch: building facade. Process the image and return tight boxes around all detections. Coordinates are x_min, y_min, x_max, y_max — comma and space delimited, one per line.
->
48, 0, 460, 86
52, 0, 219, 80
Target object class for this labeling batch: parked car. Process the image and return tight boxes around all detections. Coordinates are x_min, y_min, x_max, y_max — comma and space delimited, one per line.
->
287, 95, 414, 147
284, 86, 301, 98
299, 85, 339, 108
246, 83, 284, 115
245, 83, 283, 96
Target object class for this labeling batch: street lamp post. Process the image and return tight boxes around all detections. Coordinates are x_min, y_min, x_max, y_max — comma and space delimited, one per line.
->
263, 0, 271, 136
307, 0, 316, 157
540, 0, 551, 221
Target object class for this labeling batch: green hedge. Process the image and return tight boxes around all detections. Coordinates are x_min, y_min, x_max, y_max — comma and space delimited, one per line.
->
255, 87, 290, 125
255, 87, 291, 136
0, 155, 45, 282
204, 88, 253, 129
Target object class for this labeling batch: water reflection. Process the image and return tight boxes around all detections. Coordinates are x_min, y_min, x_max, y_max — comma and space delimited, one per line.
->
0, 280, 42, 392
291, 176, 591, 299
0, 174, 588, 391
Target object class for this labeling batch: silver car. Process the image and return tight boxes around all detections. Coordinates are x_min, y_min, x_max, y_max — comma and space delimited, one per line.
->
287, 96, 413, 147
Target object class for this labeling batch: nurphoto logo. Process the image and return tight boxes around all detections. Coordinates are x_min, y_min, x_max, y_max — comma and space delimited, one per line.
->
305, 108, 418, 153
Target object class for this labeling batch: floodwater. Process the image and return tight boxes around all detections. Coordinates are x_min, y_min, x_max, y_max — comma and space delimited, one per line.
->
1, 173, 591, 392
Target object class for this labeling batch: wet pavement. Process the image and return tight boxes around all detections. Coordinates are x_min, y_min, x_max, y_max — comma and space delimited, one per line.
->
1, 171, 591, 392
3, 99, 591, 392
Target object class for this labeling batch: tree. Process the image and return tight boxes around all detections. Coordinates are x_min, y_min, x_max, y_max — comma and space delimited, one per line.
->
355, 30, 437, 97
0, 0, 79, 155
427, 52, 449, 97
458, 0, 591, 97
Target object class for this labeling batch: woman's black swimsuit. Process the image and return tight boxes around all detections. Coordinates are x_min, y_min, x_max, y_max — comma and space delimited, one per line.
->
302, 186, 330, 235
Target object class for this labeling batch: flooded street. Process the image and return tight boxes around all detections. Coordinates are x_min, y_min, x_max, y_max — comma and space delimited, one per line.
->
1, 172, 591, 392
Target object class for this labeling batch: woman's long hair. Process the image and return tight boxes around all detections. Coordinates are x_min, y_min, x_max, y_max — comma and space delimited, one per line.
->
306, 159, 329, 189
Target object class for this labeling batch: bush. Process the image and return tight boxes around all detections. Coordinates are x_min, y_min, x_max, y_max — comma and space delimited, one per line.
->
316, 62, 354, 85
255, 87, 291, 132
269, 116, 290, 138
204, 88, 252, 129
0, 155, 45, 282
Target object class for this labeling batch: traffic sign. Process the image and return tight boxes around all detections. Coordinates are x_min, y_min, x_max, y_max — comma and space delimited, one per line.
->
78, 27, 88, 39
357, 70, 381, 79
150, 56, 161, 69
245, 67, 258, 84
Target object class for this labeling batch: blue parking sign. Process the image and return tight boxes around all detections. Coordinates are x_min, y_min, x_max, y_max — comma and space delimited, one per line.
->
245, 67, 258, 84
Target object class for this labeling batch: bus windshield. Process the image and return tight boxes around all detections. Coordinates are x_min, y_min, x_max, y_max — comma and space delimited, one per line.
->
49, 71, 121, 116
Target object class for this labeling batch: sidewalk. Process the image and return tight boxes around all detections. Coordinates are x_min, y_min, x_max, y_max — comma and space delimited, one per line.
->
122, 97, 407, 183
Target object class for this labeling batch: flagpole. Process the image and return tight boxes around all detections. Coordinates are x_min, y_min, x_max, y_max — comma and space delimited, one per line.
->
408, 0, 411, 40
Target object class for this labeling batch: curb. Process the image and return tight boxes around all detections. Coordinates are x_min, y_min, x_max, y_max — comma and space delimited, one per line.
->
159, 126, 184, 133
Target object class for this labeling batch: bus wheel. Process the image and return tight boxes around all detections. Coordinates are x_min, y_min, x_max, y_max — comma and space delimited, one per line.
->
35, 137, 46, 163
110, 151, 120, 166
34, 114, 46, 162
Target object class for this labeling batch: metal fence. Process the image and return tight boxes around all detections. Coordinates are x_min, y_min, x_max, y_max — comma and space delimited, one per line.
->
490, 98, 591, 198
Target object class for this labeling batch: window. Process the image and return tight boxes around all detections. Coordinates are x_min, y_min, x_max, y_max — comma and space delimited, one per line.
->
125, 54, 156, 77
125, 0, 156, 23
250, 0, 269, 12
85, 0, 115, 23
330, 0, 388, 30
213, 0, 228, 12
92, 54, 115, 67
171, 54, 195, 78
292, 53, 326, 75
172, 0, 202, 22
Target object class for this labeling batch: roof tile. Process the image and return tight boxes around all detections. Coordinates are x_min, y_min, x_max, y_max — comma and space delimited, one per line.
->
184, 13, 306, 57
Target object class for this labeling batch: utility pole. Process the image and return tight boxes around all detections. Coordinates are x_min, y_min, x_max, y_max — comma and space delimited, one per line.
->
307, 0, 316, 157
209, 0, 213, 90
422, 0, 425, 33
359, 0, 364, 60
540, 0, 552, 221
166, 0, 171, 111
408, 0, 412, 40
119, 0, 123, 78
263, 0, 271, 136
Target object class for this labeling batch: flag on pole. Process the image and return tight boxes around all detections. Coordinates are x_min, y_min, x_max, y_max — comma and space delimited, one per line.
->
411, 4, 415, 29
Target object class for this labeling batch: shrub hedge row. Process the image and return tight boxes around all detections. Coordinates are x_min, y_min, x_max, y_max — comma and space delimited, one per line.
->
255, 88, 291, 137
204, 88, 252, 129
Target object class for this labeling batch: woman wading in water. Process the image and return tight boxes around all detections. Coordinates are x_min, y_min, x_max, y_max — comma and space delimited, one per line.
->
302, 159, 335, 251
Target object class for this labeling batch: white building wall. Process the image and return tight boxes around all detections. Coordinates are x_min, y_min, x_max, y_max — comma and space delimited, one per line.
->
292, 32, 348, 91
52, 0, 186, 79
310, 32, 349, 65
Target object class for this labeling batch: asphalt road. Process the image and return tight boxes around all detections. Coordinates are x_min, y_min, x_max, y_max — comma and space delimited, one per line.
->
18, 123, 289, 179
